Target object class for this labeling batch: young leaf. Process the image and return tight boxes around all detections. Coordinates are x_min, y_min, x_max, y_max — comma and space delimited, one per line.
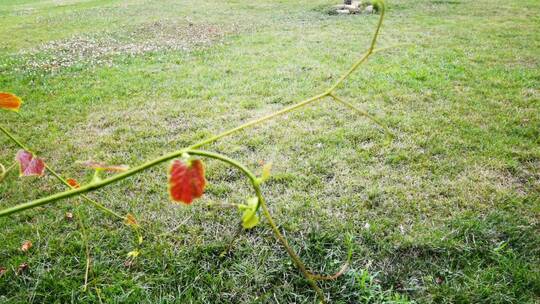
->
124, 213, 139, 228
91, 170, 102, 183
15, 150, 45, 177
66, 178, 80, 188
0, 92, 22, 112
127, 250, 140, 258
168, 159, 206, 204
241, 197, 260, 229
80, 161, 129, 172
260, 162, 272, 183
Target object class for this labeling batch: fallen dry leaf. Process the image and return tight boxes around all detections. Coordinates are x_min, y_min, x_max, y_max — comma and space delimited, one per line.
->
0, 267, 7, 276
17, 263, 29, 274
65, 212, 74, 221
21, 240, 32, 252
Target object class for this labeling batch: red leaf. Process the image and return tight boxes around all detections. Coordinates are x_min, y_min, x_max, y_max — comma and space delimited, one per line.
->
0, 92, 22, 112
15, 150, 45, 177
80, 161, 129, 172
168, 159, 206, 204
67, 178, 80, 188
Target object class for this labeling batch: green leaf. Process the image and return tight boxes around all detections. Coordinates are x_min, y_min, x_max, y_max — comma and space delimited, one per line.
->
241, 197, 260, 229
243, 213, 259, 229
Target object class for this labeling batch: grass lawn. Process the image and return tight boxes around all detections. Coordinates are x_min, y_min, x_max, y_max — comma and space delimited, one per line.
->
1, 0, 539, 302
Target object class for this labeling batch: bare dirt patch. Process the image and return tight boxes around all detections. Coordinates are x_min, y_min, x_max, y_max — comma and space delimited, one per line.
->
18, 21, 237, 72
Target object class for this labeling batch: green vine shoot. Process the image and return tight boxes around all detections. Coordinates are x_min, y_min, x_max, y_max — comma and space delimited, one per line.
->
0, 1, 398, 302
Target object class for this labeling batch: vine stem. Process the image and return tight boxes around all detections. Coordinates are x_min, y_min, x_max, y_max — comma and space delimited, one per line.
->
0, 161, 16, 182
327, 0, 385, 93
183, 150, 355, 301
0, 2, 391, 301
329, 92, 393, 142
0, 2, 391, 218
0, 124, 112, 293
184, 150, 326, 302
74, 205, 92, 292
202, 201, 246, 209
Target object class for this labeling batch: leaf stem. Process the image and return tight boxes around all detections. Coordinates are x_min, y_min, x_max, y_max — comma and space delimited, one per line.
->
74, 205, 92, 292
203, 201, 246, 209
5, 162, 17, 174
0, 163, 5, 183
0, 17, 397, 218
329, 92, 393, 142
